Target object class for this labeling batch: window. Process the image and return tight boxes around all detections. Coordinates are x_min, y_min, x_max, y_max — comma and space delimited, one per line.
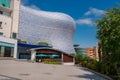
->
0, 11, 10, 16
12, 32, 17, 39
4, 12, 10, 16
2, 4, 5, 7
0, 11, 3, 14
0, 46, 1, 57
0, 32, 3, 36
0, 22, 2, 29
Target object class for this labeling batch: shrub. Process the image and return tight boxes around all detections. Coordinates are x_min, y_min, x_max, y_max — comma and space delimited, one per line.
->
43, 61, 61, 65
75, 53, 120, 79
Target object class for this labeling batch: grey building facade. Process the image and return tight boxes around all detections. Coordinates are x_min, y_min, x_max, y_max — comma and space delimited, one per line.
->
18, 6, 76, 53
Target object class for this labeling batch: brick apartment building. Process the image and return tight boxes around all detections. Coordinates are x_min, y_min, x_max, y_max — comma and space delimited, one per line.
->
87, 46, 99, 61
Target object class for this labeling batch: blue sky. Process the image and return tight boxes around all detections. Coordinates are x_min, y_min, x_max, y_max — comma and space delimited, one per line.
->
21, 0, 120, 48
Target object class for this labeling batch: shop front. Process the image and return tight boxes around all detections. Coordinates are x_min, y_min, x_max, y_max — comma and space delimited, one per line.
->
30, 48, 75, 65
0, 36, 17, 58
0, 45, 14, 57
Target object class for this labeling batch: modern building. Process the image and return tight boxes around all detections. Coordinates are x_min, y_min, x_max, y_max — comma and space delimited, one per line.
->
17, 42, 52, 59
74, 44, 87, 56
0, 0, 20, 58
87, 46, 99, 61
17, 42, 74, 65
18, 6, 75, 64
30, 47, 74, 65
19, 6, 76, 53
0, 0, 75, 64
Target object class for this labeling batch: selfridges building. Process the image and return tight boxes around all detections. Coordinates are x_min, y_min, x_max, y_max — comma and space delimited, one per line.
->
19, 6, 76, 53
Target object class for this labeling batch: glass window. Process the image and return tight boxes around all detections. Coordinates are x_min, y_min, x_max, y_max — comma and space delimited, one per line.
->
0, 32, 3, 36
10, 47, 14, 57
2, 3, 5, 7
0, 11, 10, 16
4, 47, 11, 57
0, 22, 2, 28
0, 46, 1, 57
12, 32, 17, 39
0, 11, 3, 14
0, 0, 11, 8
3, 12, 10, 16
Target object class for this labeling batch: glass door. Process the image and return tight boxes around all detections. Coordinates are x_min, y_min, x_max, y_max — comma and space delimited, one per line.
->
4, 47, 11, 57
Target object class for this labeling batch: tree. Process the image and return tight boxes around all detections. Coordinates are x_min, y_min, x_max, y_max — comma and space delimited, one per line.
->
96, 7, 120, 63
35, 40, 52, 46
96, 7, 120, 78
75, 53, 84, 62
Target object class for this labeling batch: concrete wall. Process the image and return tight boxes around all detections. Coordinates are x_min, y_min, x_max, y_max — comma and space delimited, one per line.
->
0, 14, 11, 37
0, 0, 20, 38
10, 0, 20, 38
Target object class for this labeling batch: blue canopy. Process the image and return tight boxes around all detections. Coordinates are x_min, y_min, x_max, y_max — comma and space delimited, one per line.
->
18, 42, 52, 48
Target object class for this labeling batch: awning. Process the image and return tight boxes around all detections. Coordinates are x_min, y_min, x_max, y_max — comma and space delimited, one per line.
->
36, 54, 59, 58
0, 41, 14, 47
18, 42, 52, 48
36, 54, 48, 57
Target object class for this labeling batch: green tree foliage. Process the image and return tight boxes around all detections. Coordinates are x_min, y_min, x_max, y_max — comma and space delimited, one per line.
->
36, 40, 52, 46
96, 8, 120, 63
96, 7, 120, 79
75, 54, 84, 62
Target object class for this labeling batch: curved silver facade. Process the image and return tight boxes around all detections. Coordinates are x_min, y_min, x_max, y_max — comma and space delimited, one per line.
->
19, 6, 76, 53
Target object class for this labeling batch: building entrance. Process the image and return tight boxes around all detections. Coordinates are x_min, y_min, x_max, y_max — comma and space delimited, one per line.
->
0, 41, 15, 57
0, 46, 14, 57
4, 47, 12, 57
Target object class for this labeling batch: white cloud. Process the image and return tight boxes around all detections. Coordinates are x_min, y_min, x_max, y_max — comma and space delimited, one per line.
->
76, 7, 105, 26
84, 7, 105, 16
76, 18, 95, 26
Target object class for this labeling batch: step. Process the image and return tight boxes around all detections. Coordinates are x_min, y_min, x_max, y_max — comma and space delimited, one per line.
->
0, 57, 14, 60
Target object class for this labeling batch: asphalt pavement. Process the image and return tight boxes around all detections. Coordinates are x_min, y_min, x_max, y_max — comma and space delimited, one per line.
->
0, 60, 110, 80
